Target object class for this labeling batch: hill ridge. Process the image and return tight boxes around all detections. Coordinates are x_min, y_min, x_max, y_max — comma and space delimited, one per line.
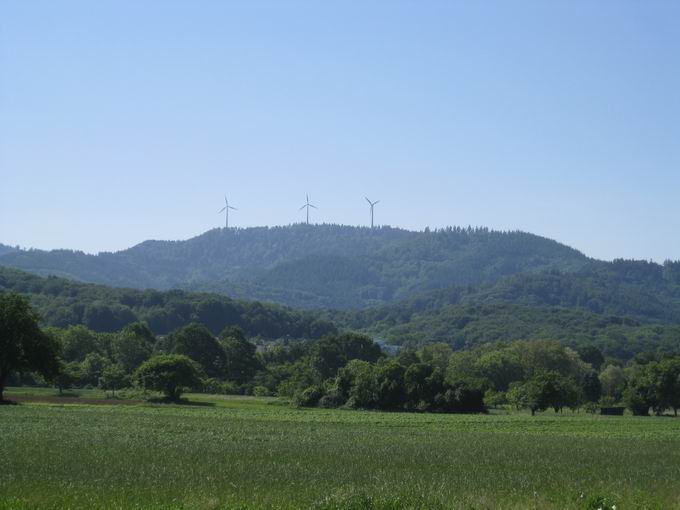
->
0, 224, 590, 309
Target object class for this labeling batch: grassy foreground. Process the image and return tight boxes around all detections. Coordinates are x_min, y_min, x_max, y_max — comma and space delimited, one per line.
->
1, 391, 680, 509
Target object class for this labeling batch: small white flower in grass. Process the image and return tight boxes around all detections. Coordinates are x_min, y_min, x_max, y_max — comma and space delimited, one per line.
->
612, 506, 617, 510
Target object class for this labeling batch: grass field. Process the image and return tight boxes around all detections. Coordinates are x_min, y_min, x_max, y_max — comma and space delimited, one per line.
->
1, 389, 680, 509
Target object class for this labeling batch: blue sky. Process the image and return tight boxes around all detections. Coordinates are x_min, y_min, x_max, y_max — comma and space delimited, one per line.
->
1, 1, 679, 261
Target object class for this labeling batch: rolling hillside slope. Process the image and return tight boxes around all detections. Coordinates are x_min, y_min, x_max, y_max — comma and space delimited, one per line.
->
3, 265, 680, 360
0, 266, 336, 338
0, 224, 589, 309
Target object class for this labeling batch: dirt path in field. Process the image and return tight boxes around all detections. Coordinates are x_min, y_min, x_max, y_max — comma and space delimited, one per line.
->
5, 395, 143, 406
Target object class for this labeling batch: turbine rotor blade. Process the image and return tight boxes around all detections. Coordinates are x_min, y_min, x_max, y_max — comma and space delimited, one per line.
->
299, 205, 307, 210
229, 206, 237, 210
309, 204, 318, 209
218, 207, 227, 213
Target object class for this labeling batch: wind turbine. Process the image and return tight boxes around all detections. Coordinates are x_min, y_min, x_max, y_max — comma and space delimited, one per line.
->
218, 195, 237, 229
365, 197, 380, 229
299, 194, 317, 225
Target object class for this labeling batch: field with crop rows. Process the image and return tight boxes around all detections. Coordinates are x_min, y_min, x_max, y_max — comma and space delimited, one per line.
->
1, 391, 679, 509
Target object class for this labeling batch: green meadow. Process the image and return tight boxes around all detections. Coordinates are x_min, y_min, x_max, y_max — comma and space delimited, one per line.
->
1, 391, 679, 510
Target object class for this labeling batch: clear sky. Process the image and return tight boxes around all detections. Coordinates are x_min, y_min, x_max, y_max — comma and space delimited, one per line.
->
1, 1, 679, 261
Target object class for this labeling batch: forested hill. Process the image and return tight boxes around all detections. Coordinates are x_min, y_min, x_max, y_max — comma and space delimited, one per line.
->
0, 267, 336, 339
354, 259, 680, 324
0, 224, 588, 309
335, 259, 680, 358
459, 259, 680, 323
0, 243, 17, 256
3, 265, 680, 360
354, 303, 680, 360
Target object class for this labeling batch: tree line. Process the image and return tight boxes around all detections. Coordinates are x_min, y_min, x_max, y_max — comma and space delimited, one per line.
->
5, 266, 680, 364
3, 292, 680, 416
341, 302, 680, 360
0, 267, 336, 337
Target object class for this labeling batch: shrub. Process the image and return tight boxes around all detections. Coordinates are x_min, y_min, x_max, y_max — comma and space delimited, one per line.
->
222, 381, 240, 395
310, 491, 443, 510
582, 401, 599, 414
318, 391, 344, 408
253, 385, 272, 397
483, 389, 507, 408
584, 494, 618, 510
294, 386, 323, 407
442, 384, 486, 413
202, 377, 226, 395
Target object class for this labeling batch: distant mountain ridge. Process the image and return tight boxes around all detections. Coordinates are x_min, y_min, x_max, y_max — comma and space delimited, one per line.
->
0, 224, 589, 309
0, 243, 17, 256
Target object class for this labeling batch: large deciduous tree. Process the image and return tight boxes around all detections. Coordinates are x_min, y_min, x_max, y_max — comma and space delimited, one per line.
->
100, 364, 129, 398
651, 358, 680, 416
599, 364, 625, 403
219, 326, 261, 383
374, 359, 406, 410
624, 365, 655, 416
0, 293, 60, 402
510, 370, 579, 415
308, 332, 381, 380
168, 323, 226, 379
56, 325, 103, 363
134, 354, 203, 401
111, 323, 154, 372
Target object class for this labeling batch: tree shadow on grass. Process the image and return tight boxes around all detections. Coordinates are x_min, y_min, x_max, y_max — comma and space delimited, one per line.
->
55, 391, 81, 398
147, 397, 215, 407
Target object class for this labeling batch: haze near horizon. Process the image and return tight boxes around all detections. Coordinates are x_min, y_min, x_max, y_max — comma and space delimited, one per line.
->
1, 1, 679, 261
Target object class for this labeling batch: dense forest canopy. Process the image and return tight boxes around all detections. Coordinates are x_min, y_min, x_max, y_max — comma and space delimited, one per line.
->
462, 259, 680, 322
332, 259, 680, 358
345, 303, 680, 361
0, 243, 18, 256
2, 225, 680, 363
6, 301, 680, 417
345, 259, 680, 322
0, 224, 589, 309
0, 267, 335, 339
2, 264, 680, 361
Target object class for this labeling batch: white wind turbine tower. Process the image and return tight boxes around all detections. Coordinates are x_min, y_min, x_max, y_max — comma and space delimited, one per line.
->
218, 195, 237, 229
299, 194, 317, 225
365, 197, 380, 229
